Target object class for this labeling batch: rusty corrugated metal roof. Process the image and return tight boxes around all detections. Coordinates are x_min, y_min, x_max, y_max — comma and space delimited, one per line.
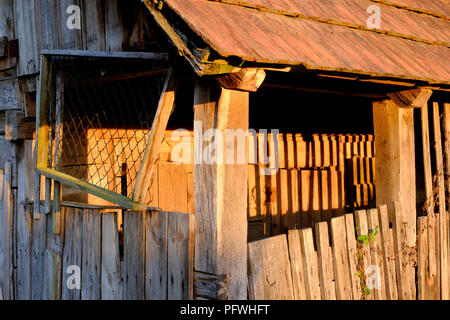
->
154, 0, 450, 84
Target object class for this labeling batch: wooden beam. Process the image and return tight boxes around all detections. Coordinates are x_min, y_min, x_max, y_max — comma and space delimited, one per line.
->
387, 88, 433, 108
373, 99, 416, 299
216, 68, 266, 92
132, 69, 179, 203
40, 49, 168, 60
194, 81, 248, 300
5, 110, 34, 141
37, 167, 146, 211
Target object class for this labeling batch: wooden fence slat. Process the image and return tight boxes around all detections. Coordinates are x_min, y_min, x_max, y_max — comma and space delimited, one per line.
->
355, 210, 373, 300
417, 216, 440, 300
123, 211, 146, 300
377, 205, 398, 300
146, 211, 168, 300
287, 230, 307, 300
366, 208, 387, 300
31, 204, 47, 300
43, 249, 62, 300
315, 222, 336, 300
433, 102, 449, 300
101, 211, 123, 300
344, 214, 361, 300
81, 209, 102, 300
331, 216, 352, 300
168, 212, 195, 300
299, 228, 321, 300
62, 207, 82, 300
392, 202, 416, 300
248, 235, 294, 300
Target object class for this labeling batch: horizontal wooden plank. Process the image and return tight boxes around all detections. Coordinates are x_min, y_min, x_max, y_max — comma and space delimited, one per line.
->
37, 167, 146, 210
40, 50, 169, 60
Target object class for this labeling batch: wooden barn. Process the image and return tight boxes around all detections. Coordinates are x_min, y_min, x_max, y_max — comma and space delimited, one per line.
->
0, 0, 449, 300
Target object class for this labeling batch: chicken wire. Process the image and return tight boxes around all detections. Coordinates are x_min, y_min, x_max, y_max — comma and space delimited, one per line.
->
48, 55, 168, 200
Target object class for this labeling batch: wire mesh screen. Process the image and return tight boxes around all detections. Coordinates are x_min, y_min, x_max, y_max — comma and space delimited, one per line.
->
49, 56, 168, 201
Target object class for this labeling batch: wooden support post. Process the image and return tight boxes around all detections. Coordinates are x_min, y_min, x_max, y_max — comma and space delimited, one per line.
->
373, 99, 416, 299
52, 73, 64, 234
194, 80, 248, 300
35, 54, 55, 215
132, 68, 178, 203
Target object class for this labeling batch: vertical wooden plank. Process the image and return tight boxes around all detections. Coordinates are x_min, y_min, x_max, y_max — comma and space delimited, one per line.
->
248, 164, 259, 220
366, 208, 387, 300
104, 0, 126, 51
36, 0, 59, 51
101, 212, 122, 300
186, 165, 195, 214
0, 163, 11, 300
62, 207, 82, 300
16, 140, 35, 299
315, 222, 336, 300
279, 169, 289, 233
444, 103, 450, 211
420, 105, 434, 215
248, 235, 294, 300
320, 169, 331, 222
432, 102, 449, 300
58, 0, 83, 49
288, 169, 300, 229
417, 216, 440, 300
81, 209, 101, 300
344, 214, 361, 300
421, 104, 437, 277
444, 102, 450, 299
43, 250, 62, 300
31, 205, 47, 300
392, 202, 416, 300
13, 0, 38, 76
331, 216, 352, 300
158, 162, 188, 213
146, 211, 168, 300
311, 170, 321, 226
168, 212, 195, 300
377, 204, 398, 300
300, 170, 311, 228
355, 210, 373, 300
287, 230, 307, 300
269, 171, 280, 235
123, 211, 145, 300
286, 134, 295, 168
295, 134, 307, 168
299, 228, 321, 300
81, 0, 106, 51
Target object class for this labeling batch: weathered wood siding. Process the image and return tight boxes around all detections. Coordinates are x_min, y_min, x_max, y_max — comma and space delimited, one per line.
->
7, 0, 145, 76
